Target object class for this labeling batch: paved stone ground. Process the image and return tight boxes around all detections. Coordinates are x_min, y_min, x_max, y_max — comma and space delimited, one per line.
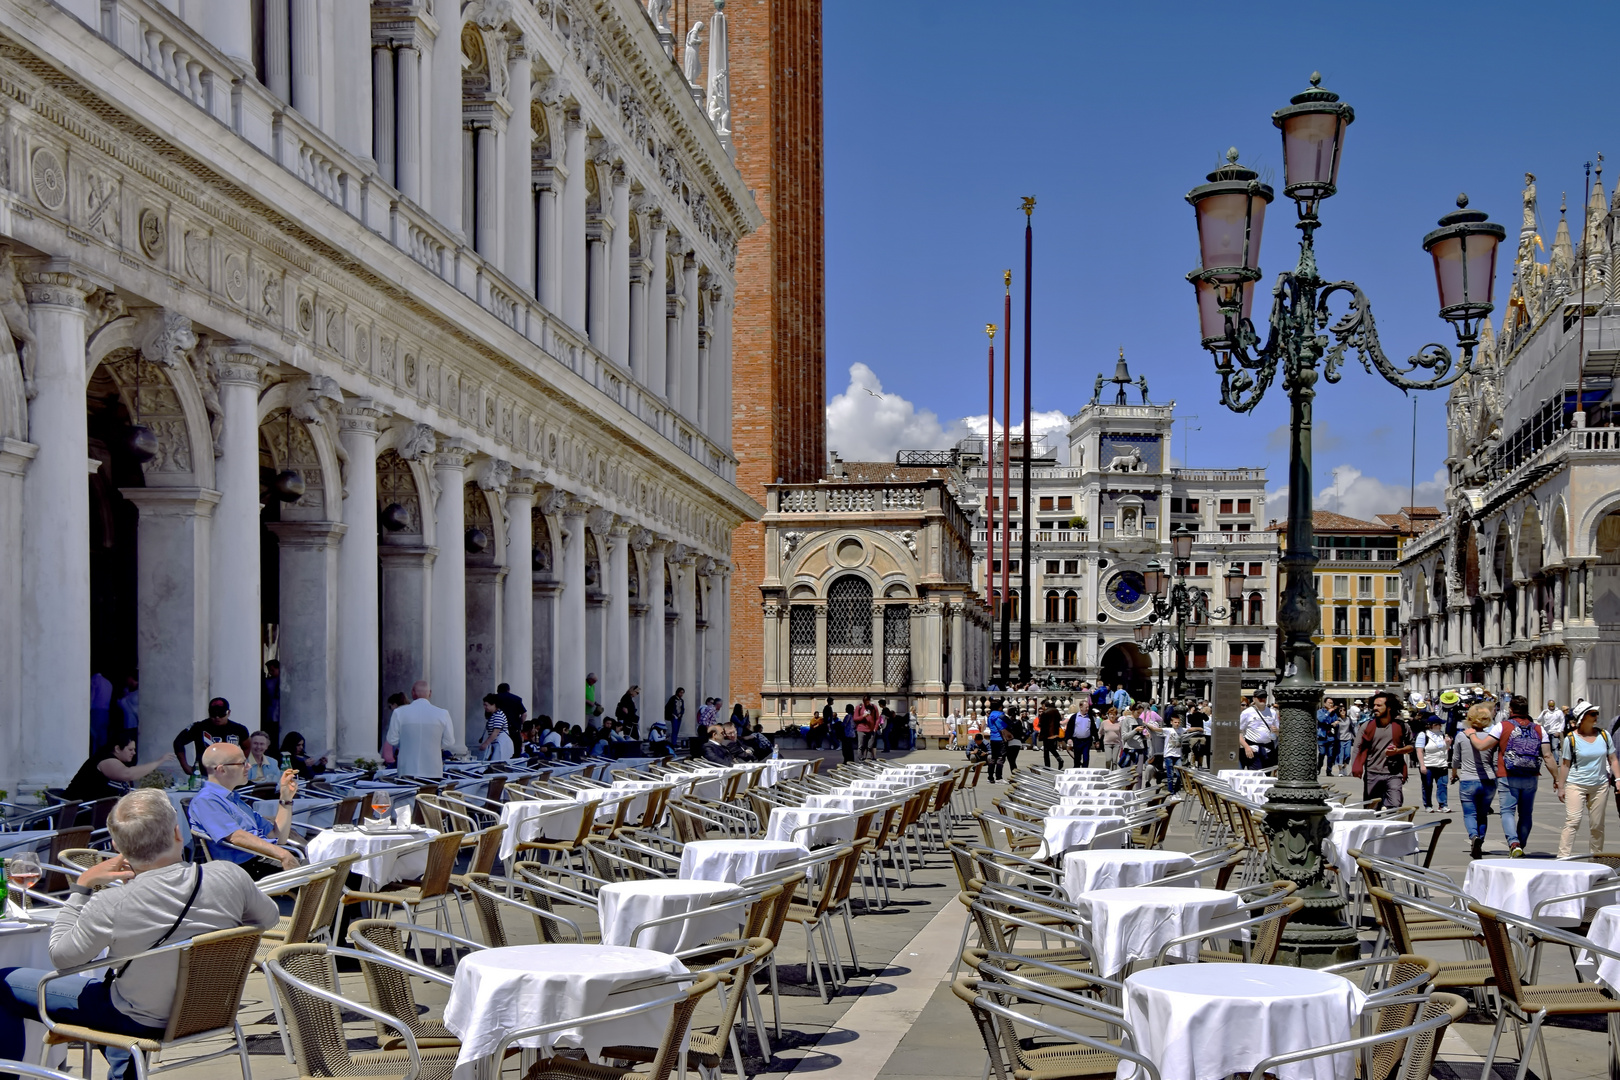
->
127, 746, 1613, 1080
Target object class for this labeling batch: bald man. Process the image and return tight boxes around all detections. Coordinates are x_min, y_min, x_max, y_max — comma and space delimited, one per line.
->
384, 680, 459, 779
185, 743, 300, 874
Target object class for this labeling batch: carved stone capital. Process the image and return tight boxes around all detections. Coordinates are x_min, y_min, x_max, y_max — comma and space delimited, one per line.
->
507, 469, 541, 500
213, 351, 267, 388
435, 437, 472, 470
337, 397, 388, 435
19, 263, 93, 309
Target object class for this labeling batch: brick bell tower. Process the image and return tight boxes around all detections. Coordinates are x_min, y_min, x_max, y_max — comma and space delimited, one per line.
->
674, 0, 825, 709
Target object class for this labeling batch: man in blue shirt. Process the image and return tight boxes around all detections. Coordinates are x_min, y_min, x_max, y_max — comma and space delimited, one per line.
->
984, 699, 1008, 782
1111, 683, 1133, 713
186, 743, 301, 877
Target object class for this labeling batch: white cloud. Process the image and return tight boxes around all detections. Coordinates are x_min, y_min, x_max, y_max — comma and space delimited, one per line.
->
826, 362, 1072, 464
1267, 465, 1447, 525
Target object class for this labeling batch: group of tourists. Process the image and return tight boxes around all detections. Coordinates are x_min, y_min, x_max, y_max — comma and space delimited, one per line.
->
807, 696, 918, 763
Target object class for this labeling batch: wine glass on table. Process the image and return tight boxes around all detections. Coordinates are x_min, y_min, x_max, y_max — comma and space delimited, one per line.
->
370, 790, 393, 827
8, 852, 41, 914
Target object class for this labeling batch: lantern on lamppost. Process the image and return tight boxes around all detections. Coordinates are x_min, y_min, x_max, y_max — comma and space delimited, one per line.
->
1185, 72, 1502, 966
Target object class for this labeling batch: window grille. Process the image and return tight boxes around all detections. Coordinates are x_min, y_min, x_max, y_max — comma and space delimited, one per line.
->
826, 575, 873, 685
789, 606, 816, 686
884, 605, 911, 686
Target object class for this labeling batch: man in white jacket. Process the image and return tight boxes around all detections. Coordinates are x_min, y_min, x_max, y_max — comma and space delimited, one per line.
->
384, 680, 462, 779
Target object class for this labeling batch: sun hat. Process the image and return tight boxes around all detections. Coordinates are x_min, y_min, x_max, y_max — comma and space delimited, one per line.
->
1439, 689, 1461, 706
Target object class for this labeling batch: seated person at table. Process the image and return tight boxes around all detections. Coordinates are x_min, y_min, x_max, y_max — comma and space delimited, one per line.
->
244, 731, 279, 785
65, 734, 175, 802
742, 725, 775, 760
280, 731, 329, 779
699, 726, 741, 765
171, 697, 250, 775
0, 790, 279, 1080
187, 744, 302, 876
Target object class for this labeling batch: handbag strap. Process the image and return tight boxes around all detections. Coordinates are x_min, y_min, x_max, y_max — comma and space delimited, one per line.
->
112, 863, 204, 982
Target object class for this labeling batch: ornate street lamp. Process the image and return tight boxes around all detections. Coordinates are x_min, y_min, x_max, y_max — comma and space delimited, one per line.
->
1185, 73, 1503, 966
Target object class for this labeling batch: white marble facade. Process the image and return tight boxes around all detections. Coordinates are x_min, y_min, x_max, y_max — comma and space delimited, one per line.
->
0, 0, 761, 790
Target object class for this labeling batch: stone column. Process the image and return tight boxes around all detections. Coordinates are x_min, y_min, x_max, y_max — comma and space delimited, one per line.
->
870, 603, 885, 692
395, 45, 422, 203
0, 439, 35, 793
561, 112, 587, 333
628, 266, 647, 384
608, 167, 631, 366
195, 0, 254, 69
268, 520, 346, 755
950, 603, 967, 693
465, 559, 505, 746
675, 549, 698, 702
718, 567, 731, 706
290, 0, 320, 118
696, 324, 710, 432
710, 286, 732, 451
430, 440, 471, 746
555, 499, 589, 727
475, 125, 503, 264
761, 600, 782, 693
373, 45, 396, 185
263, 0, 290, 100
505, 43, 533, 291
19, 268, 92, 784
647, 214, 668, 396
681, 252, 699, 418
336, 400, 384, 757
604, 520, 631, 703
586, 223, 608, 351
121, 488, 217, 769
814, 604, 829, 690
532, 577, 560, 721
534, 171, 559, 310
643, 539, 668, 726
209, 346, 268, 732
502, 474, 537, 712
1571, 641, 1594, 703
665, 295, 682, 405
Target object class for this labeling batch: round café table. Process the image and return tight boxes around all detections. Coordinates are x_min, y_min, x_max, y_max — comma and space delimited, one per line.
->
1037, 814, 1127, 859
1464, 858, 1616, 923
305, 825, 436, 888
1324, 819, 1419, 884
678, 838, 809, 883
1076, 885, 1239, 977
597, 878, 744, 951
496, 799, 590, 862
1061, 850, 1196, 904
768, 806, 857, 847
1125, 962, 1366, 1080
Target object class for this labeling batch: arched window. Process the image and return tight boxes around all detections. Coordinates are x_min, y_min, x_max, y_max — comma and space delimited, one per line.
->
1044, 590, 1060, 623
1063, 590, 1079, 623
826, 575, 874, 686
1248, 591, 1264, 626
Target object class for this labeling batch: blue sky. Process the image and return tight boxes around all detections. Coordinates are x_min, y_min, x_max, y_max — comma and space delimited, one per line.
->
821, 0, 1613, 521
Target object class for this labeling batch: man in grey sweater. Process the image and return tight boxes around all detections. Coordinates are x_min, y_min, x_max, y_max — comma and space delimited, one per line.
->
0, 789, 279, 1079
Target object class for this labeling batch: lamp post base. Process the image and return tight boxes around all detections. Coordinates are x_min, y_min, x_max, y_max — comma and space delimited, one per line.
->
1263, 681, 1360, 968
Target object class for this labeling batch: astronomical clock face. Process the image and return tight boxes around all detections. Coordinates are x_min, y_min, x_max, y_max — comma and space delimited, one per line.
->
1107, 569, 1149, 614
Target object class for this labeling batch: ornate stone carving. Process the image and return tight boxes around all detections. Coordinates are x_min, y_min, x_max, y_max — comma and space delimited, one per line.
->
222, 252, 247, 303
474, 456, 513, 492
30, 146, 65, 211
0, 248, 38, 398
83, 171, 119, 240
139, 309, 197, 369
780, 530, 803, 560
185, 231, 211, 287
586, 507, 615, 535
398, 422, 437, 461
538, 487, 570, 518
137, 208, 165, 260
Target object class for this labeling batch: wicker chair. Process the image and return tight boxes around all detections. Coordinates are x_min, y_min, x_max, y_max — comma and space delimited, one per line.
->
260, 869, 338, 953
41, 926, 263, 1080
264, 943, 460, 1080
43, 827, 92, 893
346, 920, 462, 1051
955, 967, 1152, 1080
1365, 887, 1491, 994
0, 1060, 79, 1080
516, 799, 600, 884
1162, 891, 1303, 966
340, 831, 465, 965
466, 871, 592, 945
782, 845, 859, 1002
446, 824, 507, 933
1246, 991, 1466, 1080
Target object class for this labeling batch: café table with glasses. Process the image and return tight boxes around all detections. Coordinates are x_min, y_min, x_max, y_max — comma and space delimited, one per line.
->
1075, 885, 1240, 978
443, 943, 689, 1080
1125, 962, 1366, 1080
305, 821, 437, 888
1060, 849, 1197, 904
1463, 858, 1617, 923
0, 907, 67, 1067
596, 879, 744, 951
679, 838, 809, 883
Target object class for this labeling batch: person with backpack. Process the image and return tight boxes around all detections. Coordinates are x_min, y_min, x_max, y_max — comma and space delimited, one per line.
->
1002, 707, 1026, 774
1557, 699, 1620, 858
1067, 701, 1095, 767
1353, 689, 1415, 810
1485, 694, 1560, 856
1451, 703, 1499, 859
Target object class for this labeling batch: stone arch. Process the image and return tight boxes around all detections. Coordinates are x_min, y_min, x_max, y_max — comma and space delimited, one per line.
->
1550, 499, 1569, 563
883, 580, 915, 599
256, 379, 344, 521
95, 348, 197, 485
375, 448, 427, 542
1516, 504, 1544, 578
259, 406, 328, 520
530, 506, 556, 576
825, 574, 874, 685
464, 481, 502, 564
85, 315, 215, 489
1576, 490, 1620, 561
1491, 526, 1509, 593
584, 529, 602, 589
1414, 569, 1430, 618
1455, 517, 1479, 598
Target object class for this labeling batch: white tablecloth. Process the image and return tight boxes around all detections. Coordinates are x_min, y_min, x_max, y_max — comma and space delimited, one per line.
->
305, 826, 436, 887
1325, 807, 1379, 822
761, 759, 811, 786
678, 839, 809, 883
1038, 815, 1127, 858
0, 916, 66, 1066
498, 799, 591, 861
767, 807, 857, 847
1124, 963, 1366, 1080
1056, 778, 1123, 797
1324, 820, 1419, 883
1463, 858, 1616, 922
892, 763, 952, 777
801, 793, 885, 813
1062, 851, 1197, 904
0, 831, 55, 856
1581, 904, 1620, 989
847, 777, 918, 792
597, 879, 744, 952
1079, 886, 1239, 977
1061, 768, 1115, 779
1057, 791, 1133, 811
443, 944, 688, 1079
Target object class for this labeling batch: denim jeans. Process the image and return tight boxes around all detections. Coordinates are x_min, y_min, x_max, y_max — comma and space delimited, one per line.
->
1499, 775, 1540, 846
0, 968, 164, 1080
1164, 756, 1181, 794
1459, 778, 1496, 840
1419, 769, 1449, 808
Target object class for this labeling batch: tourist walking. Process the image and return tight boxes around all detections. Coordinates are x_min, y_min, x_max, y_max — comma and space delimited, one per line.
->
840, 704, 858, 764
1492, 694, 1560, 857
1353, 689, 1413, 810
614, 686, 640, 735
1540, 698, 1567, 765
1451, 703, 1499, 859
383, 680, 459, 779
1558, 699, 1620, 858
1100, 709, 1121, 768
1336, 705, 1356, 772
664, 687, 686, 740
1239, 690, 1278, 770
1316, 697, 1342, 776
1038, 699, 1064, 767
985, 699, 1008, 781
1002, 708, 1025, 774
1415, 716, 1451, 811
1067, 700, 1094, 767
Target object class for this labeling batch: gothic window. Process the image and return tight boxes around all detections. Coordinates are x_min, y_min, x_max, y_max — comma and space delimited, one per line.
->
1063, 590, 1079, 622
826, 575, 873, 686
1044, 591, 1060, 623
789, 606, 816, 686
1247, 592, 1263, 626
883, 606, 910, 686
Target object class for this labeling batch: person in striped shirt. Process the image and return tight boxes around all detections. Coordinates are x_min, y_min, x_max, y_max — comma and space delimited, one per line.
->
479, 693, 513, 760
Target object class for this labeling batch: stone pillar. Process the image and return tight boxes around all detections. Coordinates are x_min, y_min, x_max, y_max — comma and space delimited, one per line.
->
395, 45, 422, 203
263, 0, 290, 100
561, 112, 587, 333
336, 400, 383, 757
1571, 641, 1594, 703
604, 521, 631, 703
814, 604, 829, 689
0, 440, 35, 793
718, 567, 732, 706
429, 0, 463, 229
209, 347, 267, 732
665, 296, 682, 405
710, 286, 732, 451
608, 168, 631, 366
475, 125, 503, 264
379, 545, 434, 723
502, 475, 537, 713
628, 267, 647, 384
535, 171, 559, 310
290, 0, 320, 118
586, 224, 608, 351
268, 520, 346, 755
196, 0, 254, 69
532, 577, 560, 722
950, 604, 967, 693
675, 550, 698, 703
643, 539, 668, 727
373, 45, 396, 185
333, 0, 372, 159
505, 43, 533, 291
465, 561, 505, 746
870, 603, 885, 692
696, 324, 710, 432
681, 252, 699, 418
430, 441, 470, 746
647, 214, 668, 397
555, 499, 589, 727
121, 488, 217, 769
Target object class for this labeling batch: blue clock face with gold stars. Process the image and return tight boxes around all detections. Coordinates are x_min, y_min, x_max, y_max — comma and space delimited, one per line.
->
1109, 570, 1148, 612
